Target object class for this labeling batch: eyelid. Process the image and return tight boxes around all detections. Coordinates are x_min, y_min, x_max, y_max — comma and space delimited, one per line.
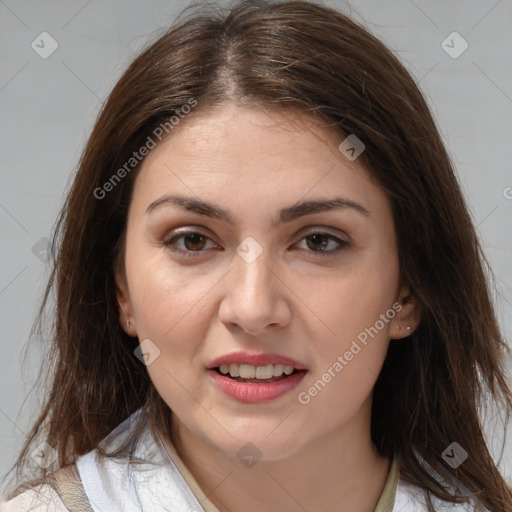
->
299, 226, 349, 241
162, 227, 219, 256
163, 226, 213, 239
293, 229, 350, 256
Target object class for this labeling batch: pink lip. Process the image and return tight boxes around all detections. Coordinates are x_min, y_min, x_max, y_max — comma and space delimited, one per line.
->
208, 369, 307, 403
207, 351, 307, 370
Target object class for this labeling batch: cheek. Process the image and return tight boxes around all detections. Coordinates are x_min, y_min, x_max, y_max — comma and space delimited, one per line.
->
128, 263, 215, 411
128, 251, 214, 337
125, 261, 214, 393
294, 250, 399, 421
298, 250, 399, 346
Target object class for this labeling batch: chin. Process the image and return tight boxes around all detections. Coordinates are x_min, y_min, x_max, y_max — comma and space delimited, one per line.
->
205, 427, 307, 464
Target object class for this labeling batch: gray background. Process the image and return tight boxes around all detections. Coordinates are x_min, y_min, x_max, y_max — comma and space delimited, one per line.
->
1, 0, 511, 487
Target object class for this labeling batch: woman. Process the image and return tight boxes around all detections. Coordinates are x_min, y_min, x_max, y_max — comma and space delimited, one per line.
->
2, 1, 511, 510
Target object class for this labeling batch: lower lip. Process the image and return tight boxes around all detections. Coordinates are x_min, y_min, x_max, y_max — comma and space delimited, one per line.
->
207, 369, 307, 404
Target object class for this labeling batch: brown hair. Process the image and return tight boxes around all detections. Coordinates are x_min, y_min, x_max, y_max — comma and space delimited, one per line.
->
6, 1, 512, 510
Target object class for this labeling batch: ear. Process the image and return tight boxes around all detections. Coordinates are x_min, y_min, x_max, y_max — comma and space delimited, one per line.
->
114, 269, 138, 337
389, 284, 421, 340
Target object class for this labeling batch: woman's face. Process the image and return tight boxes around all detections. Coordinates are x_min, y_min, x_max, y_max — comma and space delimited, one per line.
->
116, 103, 417, 460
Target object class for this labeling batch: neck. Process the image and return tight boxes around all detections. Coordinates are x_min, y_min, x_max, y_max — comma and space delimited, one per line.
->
164, 402, 391, 512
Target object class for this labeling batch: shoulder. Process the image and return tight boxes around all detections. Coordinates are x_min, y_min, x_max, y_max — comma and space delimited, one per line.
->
0, 464, 90, 512
0, 484, 68, 512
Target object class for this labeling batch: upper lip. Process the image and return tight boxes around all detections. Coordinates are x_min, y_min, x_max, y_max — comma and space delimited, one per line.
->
207, 351, 307, 370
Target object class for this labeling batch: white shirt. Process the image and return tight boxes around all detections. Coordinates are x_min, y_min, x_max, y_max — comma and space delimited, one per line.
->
0, 409, 487, 511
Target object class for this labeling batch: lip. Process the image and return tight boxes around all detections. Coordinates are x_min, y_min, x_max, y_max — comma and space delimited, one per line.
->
207, 351, 307, 371
208, 368, 307, 404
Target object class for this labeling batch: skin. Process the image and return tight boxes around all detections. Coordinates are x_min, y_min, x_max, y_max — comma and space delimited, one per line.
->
116, 103, 421, 512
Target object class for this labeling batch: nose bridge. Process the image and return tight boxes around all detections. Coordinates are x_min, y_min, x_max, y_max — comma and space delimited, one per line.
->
231, 243, 276, 304
218, 240, 290, 333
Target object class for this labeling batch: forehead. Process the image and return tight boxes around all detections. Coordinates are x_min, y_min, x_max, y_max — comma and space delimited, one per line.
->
130, 103, 389, 220
152, 104, 349, 170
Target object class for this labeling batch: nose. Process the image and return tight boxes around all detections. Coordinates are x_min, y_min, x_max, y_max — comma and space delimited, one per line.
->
218, 248, 292, 336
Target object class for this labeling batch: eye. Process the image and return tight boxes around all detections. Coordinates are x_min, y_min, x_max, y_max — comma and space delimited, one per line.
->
163, 230, 218, 256
294, 232, 350, 256
162, 229, 350, 258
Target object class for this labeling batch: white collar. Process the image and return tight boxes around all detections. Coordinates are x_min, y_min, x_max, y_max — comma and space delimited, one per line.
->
76, 409, 483, 512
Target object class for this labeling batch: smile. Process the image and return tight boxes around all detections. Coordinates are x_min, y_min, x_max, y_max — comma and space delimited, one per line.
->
217, 363, 296, 381
206, 351, 308, 403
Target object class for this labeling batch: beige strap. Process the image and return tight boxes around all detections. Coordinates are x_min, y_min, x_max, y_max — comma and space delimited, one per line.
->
47, 464, 93, 512
374, 457, 399, 512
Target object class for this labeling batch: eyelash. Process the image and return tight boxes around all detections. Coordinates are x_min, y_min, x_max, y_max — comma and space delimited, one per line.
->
162, 229, 350, 258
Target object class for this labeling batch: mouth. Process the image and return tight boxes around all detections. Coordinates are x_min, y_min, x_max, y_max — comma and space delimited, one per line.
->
213, 363, 306, 383
206, 352, 308, 403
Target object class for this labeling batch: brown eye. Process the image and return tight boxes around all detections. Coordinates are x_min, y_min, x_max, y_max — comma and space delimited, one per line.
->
182, 233, 207, 251
296, 232, 350, 256
305, 234, 330, 251
163, 230, 218, 256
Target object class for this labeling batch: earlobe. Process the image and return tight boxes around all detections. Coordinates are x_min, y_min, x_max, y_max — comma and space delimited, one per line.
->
391, 285, 422, 340
114, 271, 137, 337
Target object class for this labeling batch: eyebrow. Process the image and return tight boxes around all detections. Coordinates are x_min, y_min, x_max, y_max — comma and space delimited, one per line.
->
145, 194, 370, 223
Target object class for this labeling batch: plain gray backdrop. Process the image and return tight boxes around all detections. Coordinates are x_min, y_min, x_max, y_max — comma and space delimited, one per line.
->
1, 0, 511, 487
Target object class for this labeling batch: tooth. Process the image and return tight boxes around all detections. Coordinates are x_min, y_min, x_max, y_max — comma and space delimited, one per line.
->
283, 365, 294, 375
273, 364, 284, 377
219, 362, 297, 379
239, 364, 256, 379
256, 364, 274, 379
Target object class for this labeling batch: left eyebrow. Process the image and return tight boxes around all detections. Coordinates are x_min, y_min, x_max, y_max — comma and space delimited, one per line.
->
279, 197, 370, 221
145, 194, 370, 223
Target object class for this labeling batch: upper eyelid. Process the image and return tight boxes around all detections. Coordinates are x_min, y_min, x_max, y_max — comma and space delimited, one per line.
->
164, 226, 348, 241
164, 227, 216, 243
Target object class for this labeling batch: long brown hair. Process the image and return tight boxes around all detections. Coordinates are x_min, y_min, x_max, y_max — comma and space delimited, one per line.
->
5, 1, 512, 510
